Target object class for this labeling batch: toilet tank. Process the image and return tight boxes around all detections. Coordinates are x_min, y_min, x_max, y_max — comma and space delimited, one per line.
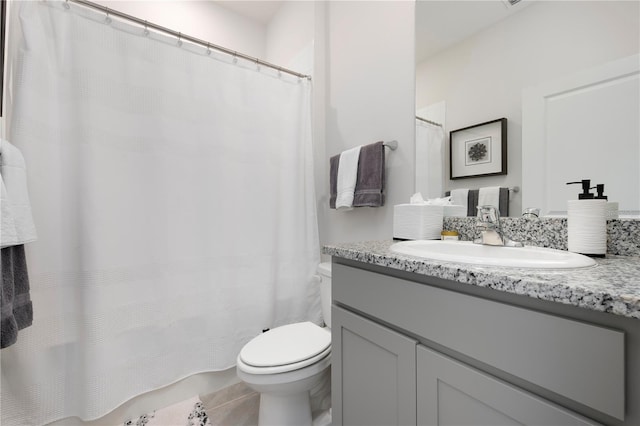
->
317, 262, 332, 329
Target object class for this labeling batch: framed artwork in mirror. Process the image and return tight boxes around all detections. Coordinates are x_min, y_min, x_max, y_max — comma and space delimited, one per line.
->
450, 118, 507, 179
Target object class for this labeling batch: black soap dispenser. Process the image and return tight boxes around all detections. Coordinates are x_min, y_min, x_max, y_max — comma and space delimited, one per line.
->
566, 180, 594, 199
593, 184, 607, 200
593, 183, 619, 220
566, 179, 606, 257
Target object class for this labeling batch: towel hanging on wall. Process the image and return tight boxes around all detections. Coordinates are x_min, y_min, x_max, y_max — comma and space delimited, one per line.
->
334, 146, 361, 209
329, 141, 387, 209
353, 141, 385, 207
1, 245, 33, 349
0, 140, 37, 248
0, 139, 36, 349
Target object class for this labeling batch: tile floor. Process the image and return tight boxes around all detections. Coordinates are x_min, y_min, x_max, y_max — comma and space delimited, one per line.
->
200, 382, 259, 426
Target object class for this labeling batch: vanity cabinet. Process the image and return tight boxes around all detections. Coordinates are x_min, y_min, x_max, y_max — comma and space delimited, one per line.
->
417, 345, 597, 425
331, 260, 634, 426
332, 305, 417, 426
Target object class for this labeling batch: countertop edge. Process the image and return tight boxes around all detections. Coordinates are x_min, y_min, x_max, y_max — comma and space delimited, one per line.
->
323, 241, 640, 321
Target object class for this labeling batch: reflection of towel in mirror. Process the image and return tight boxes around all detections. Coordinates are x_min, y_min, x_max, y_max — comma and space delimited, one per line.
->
478, 186, 509, 216
353, 141, 385, 207
478, 186, 501, 210
450, 189, 469, 214
1, 245, 33, 349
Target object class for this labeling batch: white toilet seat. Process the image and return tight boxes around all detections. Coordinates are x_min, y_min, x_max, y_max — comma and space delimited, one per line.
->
238, 322, 331, 375
238, 345, 331, 375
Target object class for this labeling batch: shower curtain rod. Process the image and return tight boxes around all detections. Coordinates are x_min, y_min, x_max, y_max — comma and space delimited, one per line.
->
416, 116, 442, 127
67, 0, 312, 80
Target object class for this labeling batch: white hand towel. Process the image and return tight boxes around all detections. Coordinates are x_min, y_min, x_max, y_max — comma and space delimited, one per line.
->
335, 145, 362, 210
449, 188, 469, 210
1, 173, 18, 246
0, 139, 37, 248
478, 186, 501, 210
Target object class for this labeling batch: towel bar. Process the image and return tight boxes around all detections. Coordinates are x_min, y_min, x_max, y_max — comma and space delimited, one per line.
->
383, 140, 398, 150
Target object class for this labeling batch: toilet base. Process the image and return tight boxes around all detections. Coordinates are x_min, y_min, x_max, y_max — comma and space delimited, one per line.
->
259, 391, 312, 426
238, 355, 331, 426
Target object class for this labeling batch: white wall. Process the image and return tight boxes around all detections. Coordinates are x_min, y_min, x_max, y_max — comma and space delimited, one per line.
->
263, 0, 328, 266
416, 0, 640, 216
322, 1, 416, 248
98, 0, 267, 58
266, 1, 315, 75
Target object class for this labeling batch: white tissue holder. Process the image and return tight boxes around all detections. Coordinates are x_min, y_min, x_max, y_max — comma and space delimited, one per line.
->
393, 204, 444, 240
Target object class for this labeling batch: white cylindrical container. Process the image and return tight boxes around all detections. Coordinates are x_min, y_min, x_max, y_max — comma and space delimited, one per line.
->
567, 199, 607, 256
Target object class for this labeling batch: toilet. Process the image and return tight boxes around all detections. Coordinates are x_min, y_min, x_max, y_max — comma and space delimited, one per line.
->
236, 262, 333, 426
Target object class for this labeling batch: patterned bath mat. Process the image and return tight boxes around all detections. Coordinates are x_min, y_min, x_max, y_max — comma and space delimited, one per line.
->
124, 396, 211, 426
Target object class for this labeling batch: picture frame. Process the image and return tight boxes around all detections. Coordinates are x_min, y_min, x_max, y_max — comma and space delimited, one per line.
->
450, 118, 507, 179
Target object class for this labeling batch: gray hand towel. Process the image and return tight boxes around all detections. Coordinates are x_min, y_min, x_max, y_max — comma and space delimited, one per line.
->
353, 141, 385, 207
329, 154, 340, 209
499, 187, 509, 217
468, 189, 479, 216
1, 245, 33, 349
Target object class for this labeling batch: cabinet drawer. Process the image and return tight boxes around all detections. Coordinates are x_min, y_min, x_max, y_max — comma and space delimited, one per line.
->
333, 263, 625, 420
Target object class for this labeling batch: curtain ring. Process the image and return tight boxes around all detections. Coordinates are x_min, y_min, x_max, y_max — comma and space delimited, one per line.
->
255, 58, 260, 71
232, 52, 238, 64
64, 0, 70, 10
177, 32, 182, 47
143, 20, 149, 36
104, 6, 112, 24
206, 42, 212, 55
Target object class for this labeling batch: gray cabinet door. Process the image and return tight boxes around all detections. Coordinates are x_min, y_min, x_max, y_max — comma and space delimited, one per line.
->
332, 305, 417, 426
417, 345, 600, 426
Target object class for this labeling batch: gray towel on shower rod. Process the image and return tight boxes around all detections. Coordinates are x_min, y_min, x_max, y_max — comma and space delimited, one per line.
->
1, 245, 33, 349
353, 141, 385, 207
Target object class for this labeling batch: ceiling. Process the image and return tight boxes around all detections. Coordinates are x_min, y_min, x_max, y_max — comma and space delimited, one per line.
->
212, 0, 533, 63
213, 0, 283, 24
415, 0, 534, 63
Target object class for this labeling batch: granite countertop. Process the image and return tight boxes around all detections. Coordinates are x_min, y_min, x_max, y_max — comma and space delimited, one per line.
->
323, 240, 640, 320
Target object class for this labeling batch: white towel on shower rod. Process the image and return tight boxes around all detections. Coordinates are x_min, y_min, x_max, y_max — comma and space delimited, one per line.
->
335, 145, 362, 210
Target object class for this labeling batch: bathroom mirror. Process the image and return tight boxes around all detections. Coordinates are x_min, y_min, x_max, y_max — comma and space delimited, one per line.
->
415, 0, 640, 217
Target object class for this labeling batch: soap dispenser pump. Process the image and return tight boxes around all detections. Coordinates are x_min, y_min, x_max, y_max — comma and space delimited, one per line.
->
566, 180, 594, 199
566, 179, 606, 257
593, 183, 619, 220
593, 184, 607, 200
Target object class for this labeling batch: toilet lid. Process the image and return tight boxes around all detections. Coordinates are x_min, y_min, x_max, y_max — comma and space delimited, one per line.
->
239, 322, 331, 368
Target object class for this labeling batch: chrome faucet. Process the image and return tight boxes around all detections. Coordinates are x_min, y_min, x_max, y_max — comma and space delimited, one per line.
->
474, 205, 523, 247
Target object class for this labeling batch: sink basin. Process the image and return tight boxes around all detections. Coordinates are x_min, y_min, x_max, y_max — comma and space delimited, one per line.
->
390, 240, 596, 269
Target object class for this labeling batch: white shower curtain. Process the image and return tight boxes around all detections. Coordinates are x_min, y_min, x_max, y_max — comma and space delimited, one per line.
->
1, 2, 320, 425
415, 118, 445, 199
